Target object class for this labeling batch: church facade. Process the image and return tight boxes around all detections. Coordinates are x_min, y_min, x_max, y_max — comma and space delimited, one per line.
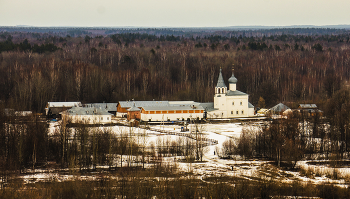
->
208, 68, 254, 118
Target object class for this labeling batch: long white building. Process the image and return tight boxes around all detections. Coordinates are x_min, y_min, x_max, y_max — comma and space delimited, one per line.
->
61, 107, 113, 124
140, 104, 204, 122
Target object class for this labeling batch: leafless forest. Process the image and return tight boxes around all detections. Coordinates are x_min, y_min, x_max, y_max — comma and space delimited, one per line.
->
2, 27, 350, 198
1, 28, 349, 112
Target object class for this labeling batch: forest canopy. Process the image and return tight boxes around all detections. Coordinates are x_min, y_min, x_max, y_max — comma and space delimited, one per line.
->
0, 27, 350, 112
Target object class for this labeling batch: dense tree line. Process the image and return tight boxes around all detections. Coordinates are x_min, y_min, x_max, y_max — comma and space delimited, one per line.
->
0, 108, 47, 172
0, 37, 60, 53
2, 26, 350, 36
0, 31, 350, 113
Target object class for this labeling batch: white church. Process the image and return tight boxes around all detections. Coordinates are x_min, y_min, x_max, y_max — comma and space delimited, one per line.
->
207, 68, 255, 118
117, 67, 255, 121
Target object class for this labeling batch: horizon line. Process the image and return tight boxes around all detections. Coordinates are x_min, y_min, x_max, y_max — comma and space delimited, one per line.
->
1, 24, 350, 29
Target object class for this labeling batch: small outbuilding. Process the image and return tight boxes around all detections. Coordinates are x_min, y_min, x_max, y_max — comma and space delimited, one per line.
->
46, 102, 82, 118
127, 103, 141, 121
61, 107, 113, 124
270, 103, 290, 115
298, 104, 322, 117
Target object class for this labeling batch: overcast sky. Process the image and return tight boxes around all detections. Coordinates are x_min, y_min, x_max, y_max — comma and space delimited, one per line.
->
1, 0, 350, 27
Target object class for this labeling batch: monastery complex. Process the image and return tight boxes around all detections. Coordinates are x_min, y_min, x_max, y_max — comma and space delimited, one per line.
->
118, 68, 255, 122
46, 68, 255, 123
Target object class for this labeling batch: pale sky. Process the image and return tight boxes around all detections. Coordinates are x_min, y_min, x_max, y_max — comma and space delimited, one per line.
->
1, 0, 350, 27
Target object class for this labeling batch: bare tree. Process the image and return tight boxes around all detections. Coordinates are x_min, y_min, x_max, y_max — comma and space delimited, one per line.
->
236, 126, 257, 160
222, 137, 236, 158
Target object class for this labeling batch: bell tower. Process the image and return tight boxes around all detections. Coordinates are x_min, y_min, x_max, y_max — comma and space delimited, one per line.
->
214, 68, 227, 112
215, 68, 227, 96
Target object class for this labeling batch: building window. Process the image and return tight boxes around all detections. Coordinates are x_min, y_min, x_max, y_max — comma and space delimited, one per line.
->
241, 110, 244, 114
236, 111, 238, 114
231, 111, 233, 114
101, 117, 103, 120
107, 117, 109, 120
232, 101, 234, 105
240, 101, 243, 105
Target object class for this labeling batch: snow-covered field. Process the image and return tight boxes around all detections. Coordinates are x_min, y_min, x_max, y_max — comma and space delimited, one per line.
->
15, 121, 350, 187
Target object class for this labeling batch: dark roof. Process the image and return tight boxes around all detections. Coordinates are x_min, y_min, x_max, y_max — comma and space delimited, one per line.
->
198, 102, 215, 111
216, 68, 226, 88
49, 107, 71, 115
63, 107, 112, 116
226, 90, 248, 96
119, 101, 170, 108
141, 105, 204, 111
46, 102, 82, 115
127, 103, 141, 111
128, 106, 141, 111
85, 103, 118, 112
228, 71, 238, 84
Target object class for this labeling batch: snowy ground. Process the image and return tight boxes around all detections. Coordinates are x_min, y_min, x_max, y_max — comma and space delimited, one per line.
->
13, 121, 350, 187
